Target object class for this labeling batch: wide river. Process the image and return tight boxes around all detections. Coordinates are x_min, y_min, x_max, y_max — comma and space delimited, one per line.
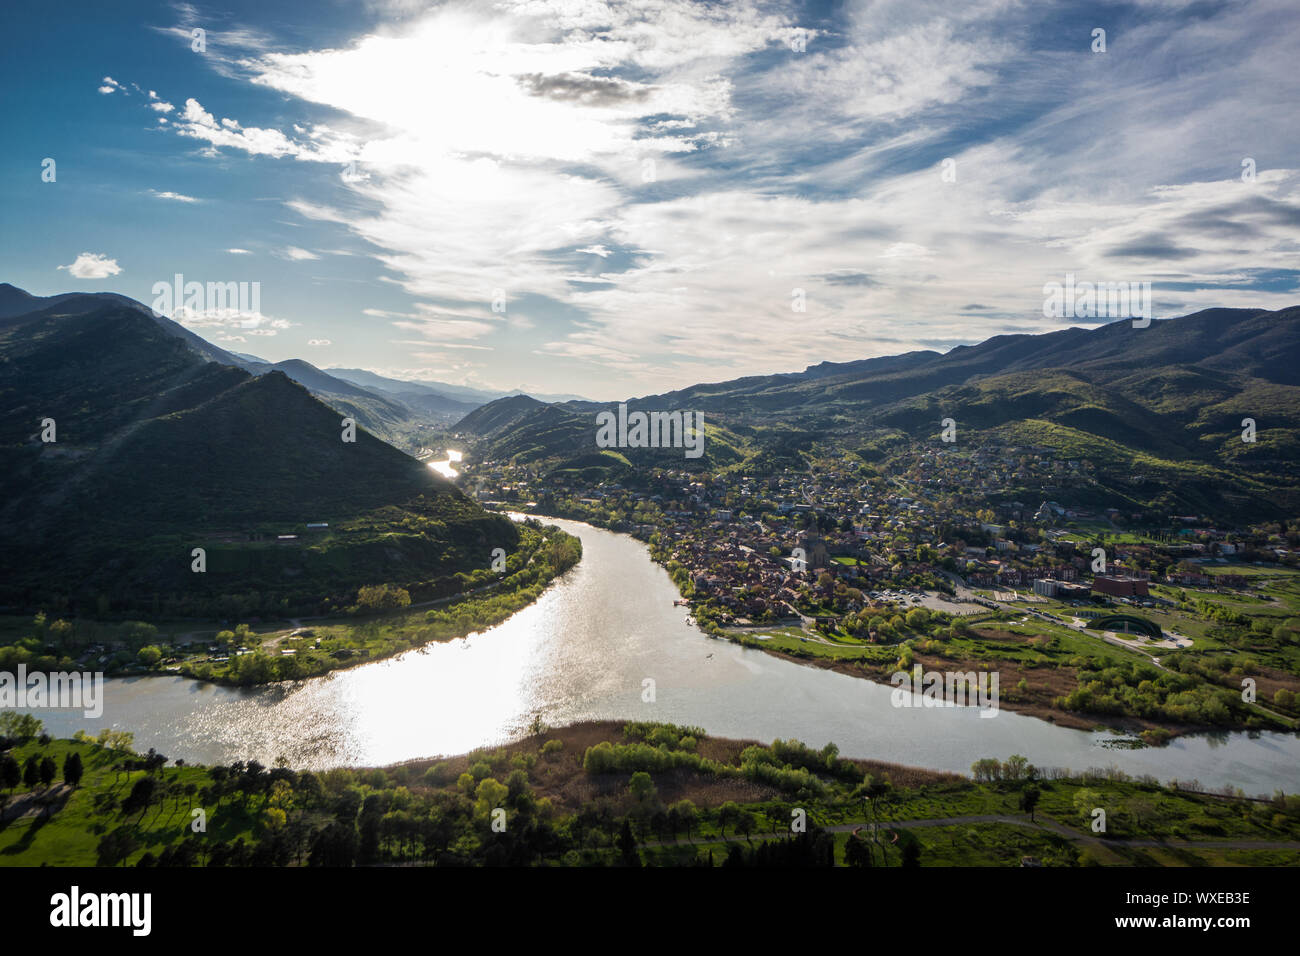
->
22, 516, 1300, 792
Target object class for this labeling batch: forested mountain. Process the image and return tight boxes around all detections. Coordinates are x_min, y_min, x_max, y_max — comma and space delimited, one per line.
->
0, 291, 516, 616
455, 306, 1300, 520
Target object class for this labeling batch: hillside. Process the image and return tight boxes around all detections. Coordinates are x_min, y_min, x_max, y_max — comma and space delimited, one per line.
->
0, 295, 517, 617
456, 306, 1300, 520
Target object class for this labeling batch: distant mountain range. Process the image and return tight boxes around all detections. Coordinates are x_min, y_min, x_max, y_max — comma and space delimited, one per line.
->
0, 285, 515, 615
323, 367, 589, 407
454, 306, 1300, 522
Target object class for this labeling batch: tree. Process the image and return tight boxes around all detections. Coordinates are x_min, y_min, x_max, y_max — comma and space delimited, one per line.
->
900, 834, 922, 868
356, 585, 412, 611
628, 771, 657, 804
309, 822, 359, 867
1118, 795, 1155, 832
474, 777, 508, 819
62, 752, 84, 788
717, 801, 740, 837
844, 833, 874, 867
671, 800, 697, 840
1074, 788, 1103, 826
1, 755, 19, 793
735, 809, 758, 842
96, 827, 140, 867
1020, 785, 1041, 822
39, 756, 56, 788
1002, 754, 1030, 782
616, 819, 640, 867
122, 776, 157, 821
0, 712, 43, 742
23, 756, 40, 788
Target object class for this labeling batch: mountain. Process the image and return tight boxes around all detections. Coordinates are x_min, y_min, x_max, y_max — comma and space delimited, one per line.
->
456, 306, 1300, 520
234, 356, 438, 443
0, 283, 249, 367
0, 292, 517, 616
328, 367, 591, 406
0, 287, 492, 447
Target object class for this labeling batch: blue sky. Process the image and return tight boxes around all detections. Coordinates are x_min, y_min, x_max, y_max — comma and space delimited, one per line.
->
2, 0, 1298, 399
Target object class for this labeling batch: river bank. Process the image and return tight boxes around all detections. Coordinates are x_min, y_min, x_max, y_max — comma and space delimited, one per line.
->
510, 506, 1293, 745
5, 717, 1297, 868
7, 517, 1300, 794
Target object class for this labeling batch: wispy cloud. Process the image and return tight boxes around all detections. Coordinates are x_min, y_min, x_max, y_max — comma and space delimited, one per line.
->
114, 0, 1300, 395
149, 189, 199, 202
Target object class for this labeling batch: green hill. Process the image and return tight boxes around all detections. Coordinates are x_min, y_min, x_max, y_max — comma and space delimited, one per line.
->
0, 297, 516, 617
456, 305, 1300, 520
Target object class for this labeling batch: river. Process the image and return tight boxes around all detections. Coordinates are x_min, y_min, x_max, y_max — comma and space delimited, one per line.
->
18, 516, 1300, 792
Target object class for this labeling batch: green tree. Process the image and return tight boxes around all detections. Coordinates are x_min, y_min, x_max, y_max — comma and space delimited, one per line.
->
0, 755, 19, 793
474, 777, 508, 819
717, 801, 740, 837
628, 771, 657, 803
616, 819, 640, 867
671, 799, 697, 840
96, 827, 140, 867
1020, 785, 1041, 822
1074, 789, 1103, 827
844, 833, 874, 867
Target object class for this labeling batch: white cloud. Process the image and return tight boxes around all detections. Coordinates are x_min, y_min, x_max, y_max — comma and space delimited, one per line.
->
226, 248, 252, 254
133, 0, 1300, 394
57, 253, 122, 279
281, 246, 320, 261
149, 190, 199, 202
176, 310, 293, 336
307, 338, 332, 346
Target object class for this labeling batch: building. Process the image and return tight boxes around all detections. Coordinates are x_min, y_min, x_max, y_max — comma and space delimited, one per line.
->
1033, 578, 1063, 598
1092, 575, 1149, 598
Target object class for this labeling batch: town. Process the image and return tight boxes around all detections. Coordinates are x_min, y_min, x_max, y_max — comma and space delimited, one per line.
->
452, 437, 1300, 737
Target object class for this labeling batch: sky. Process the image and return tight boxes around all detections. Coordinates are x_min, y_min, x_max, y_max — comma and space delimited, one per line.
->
2, 0, 1299, 400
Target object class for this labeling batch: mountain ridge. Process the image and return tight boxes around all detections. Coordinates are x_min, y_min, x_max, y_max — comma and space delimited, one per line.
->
0, 291, 516, 615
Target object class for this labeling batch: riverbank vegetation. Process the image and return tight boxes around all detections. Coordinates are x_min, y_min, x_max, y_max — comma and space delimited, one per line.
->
724, 607, 1297, 740
0, 521, 581, 687
3, 718, 1297, 867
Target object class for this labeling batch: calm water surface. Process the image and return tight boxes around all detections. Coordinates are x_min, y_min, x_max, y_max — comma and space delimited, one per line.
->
22, 516, 1300, 792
